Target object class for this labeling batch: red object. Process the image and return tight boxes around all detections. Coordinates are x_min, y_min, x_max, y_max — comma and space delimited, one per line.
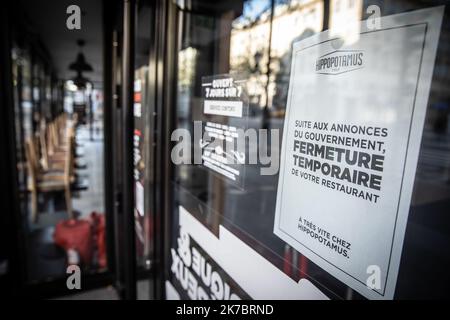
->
134, 92, 141, 102
54, 219, 92, 266
90, 212, 107, 269
299, 254, 308, 277
283, 244, 292, 276
54, 213, 107, 269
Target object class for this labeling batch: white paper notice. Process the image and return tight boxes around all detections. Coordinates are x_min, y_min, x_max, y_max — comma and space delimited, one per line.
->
274, 7, 443, 300
204, 100, 243, 118
135, 182, 144, 217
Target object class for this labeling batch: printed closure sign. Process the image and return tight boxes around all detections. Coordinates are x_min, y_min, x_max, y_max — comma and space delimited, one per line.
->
274, 7, 443, 299
199, 74, 248, 187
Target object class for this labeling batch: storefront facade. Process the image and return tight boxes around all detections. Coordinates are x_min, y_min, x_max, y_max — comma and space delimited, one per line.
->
2, 0, 450, 300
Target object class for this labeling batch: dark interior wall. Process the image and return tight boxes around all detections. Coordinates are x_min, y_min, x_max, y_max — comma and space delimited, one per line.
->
0, 2, 25, 298
18, 0, 104, 88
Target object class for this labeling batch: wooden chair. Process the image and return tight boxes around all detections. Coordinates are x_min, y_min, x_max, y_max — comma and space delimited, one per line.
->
48, 122, 64, 155
40, 117, 71, 171
25, 128, 75, 222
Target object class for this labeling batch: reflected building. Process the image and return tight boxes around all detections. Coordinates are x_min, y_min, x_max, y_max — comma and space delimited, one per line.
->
230, 0, 325, 113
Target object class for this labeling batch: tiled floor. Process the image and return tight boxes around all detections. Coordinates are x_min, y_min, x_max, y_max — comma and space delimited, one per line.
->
72, 126, 105, 218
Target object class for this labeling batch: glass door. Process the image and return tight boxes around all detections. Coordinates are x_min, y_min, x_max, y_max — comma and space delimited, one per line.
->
162, 0, 450, 300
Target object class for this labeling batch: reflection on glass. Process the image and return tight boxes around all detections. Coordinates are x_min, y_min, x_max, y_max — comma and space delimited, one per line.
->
170, 0, 450, 299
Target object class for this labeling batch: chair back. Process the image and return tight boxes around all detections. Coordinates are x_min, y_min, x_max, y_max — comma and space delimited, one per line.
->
39, 119, 49, 170
25, 137, 38, 190
64, 126, 75, 185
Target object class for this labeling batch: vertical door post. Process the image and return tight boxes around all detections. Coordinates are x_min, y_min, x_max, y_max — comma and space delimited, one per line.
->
122, 0, 137, 300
